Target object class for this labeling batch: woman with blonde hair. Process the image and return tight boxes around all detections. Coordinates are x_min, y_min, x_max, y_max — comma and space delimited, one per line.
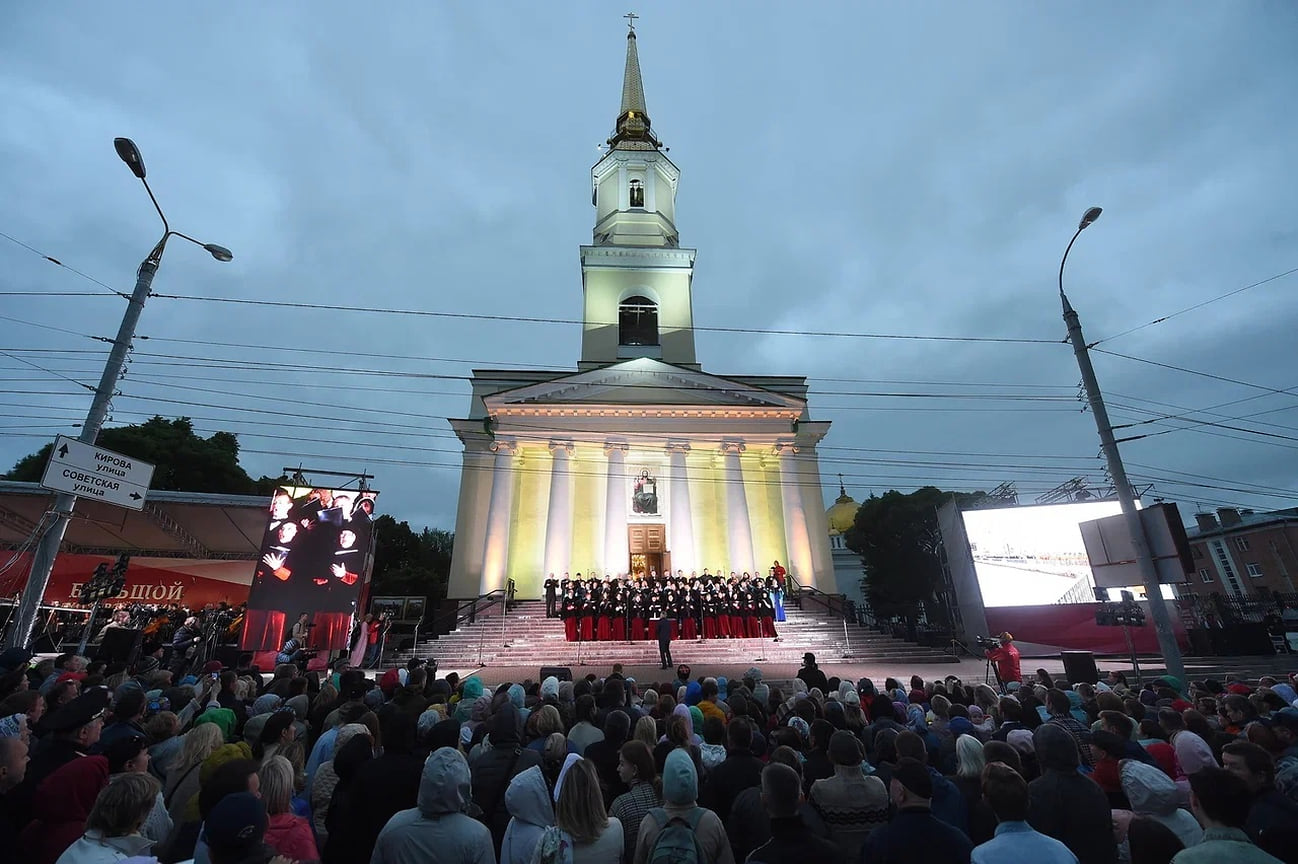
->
633, 715, 658, 752
162, 722, 225, 825
533, 758, 623, 864
260, 755, 319, 863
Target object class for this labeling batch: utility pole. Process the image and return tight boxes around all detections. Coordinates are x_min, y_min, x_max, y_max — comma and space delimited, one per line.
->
6, 139, 230, 649
1059, 207, 1185, 683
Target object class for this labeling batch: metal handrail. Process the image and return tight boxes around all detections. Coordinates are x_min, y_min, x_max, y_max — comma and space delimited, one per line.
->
787, 577, 849, 618
422, 588, 508, 640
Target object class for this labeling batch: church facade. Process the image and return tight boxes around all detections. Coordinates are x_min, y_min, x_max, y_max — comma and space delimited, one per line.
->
447, 23, 837, 600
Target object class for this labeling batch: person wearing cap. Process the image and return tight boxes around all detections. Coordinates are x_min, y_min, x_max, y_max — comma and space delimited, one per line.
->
632, 748, 734, 864
203, 790, 274, 864
7, 688, 110, 829
104, 732, 174, 843
859, 757, 974, 863
372, 747, 493, 864
984, 633, 1022, 688
797, 653, 828, 694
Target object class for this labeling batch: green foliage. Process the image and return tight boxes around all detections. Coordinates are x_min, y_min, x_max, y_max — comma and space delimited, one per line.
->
3, 416, 281, 495
844, 486, 988, 621
370, 514, 453, 601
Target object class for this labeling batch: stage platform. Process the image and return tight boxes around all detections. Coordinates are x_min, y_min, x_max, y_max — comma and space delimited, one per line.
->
391, 599, 958, 669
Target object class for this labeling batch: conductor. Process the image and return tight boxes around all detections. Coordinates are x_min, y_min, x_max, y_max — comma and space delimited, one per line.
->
657, 613, 674, 669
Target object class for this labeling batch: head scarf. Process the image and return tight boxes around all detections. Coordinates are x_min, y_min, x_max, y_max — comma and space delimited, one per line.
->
252, 693, 282, 716
0, 714, 25, 738
194, 707, 237, 741
540, 676, 559, 700
689, 706, 704, 736
787, 716, 810, 744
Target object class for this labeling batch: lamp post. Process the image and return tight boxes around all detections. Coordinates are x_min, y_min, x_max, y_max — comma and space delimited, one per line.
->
6, 139, 231, 649
1059, 206, 1185, 683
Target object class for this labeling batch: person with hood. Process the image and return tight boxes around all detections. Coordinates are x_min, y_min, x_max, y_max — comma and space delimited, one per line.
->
472, 701, 544, 857
373, 747, 494, 864
18, 755, 111, 864
309, 722, 372, 843
1112, 760, 1203, 855
632, 748, 734, 864
1027, 724, 1118, 864
455, 677, 486, 723
502, 765, 555, 864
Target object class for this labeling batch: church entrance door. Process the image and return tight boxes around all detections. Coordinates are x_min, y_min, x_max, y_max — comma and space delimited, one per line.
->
628, 524, 667, 579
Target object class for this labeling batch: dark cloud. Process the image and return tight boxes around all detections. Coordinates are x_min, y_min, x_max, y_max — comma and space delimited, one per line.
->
1, 2, 1294, 532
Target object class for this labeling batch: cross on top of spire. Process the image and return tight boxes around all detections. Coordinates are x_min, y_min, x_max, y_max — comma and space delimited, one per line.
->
609, 13, 660, 149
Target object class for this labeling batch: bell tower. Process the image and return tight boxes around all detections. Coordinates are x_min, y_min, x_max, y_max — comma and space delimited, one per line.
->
580, 16, 699, 370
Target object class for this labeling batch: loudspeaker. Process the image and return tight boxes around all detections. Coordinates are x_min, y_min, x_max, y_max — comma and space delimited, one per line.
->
97, 628, 144, 666
540, 665, 573, 682
1060, 650, 1099, 685
216, 646, 243, 670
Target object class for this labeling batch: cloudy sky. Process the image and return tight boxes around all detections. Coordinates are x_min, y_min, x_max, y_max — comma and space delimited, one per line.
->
2, 2, 1295, 536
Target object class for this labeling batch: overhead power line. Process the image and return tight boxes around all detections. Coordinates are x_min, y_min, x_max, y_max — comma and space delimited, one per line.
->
1094, 265, 1298, 345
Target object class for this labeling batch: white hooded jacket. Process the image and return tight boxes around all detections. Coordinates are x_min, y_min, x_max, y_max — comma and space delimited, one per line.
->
502, 766, 555, 864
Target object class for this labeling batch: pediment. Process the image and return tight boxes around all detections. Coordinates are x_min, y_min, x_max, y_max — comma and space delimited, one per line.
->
483, 358, 805, 412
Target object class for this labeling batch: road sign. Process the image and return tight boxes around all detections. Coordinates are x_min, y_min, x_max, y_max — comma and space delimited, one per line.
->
39, 435, 156, 511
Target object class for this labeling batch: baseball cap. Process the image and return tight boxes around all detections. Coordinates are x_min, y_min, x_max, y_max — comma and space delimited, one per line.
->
104, 734, 147, 773
203, 661, 224, 675
203, 791, 268, 852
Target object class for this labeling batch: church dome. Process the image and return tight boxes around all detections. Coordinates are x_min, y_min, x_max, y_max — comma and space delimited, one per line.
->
826, 481, 860, 535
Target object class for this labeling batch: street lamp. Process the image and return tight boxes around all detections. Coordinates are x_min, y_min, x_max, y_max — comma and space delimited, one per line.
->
1058, 206, 1185, 683
6, 139, 232, 649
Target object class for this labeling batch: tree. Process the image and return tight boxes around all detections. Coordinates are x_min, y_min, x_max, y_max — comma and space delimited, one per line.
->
3, 416, 285, 495
369, 514, 453, 603
844, 486, 988, 624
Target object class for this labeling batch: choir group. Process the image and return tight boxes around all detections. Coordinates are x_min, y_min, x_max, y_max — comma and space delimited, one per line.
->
543, 565, 789, 642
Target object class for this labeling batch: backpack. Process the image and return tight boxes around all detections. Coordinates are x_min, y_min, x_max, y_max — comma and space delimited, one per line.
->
648, 806, 706, 864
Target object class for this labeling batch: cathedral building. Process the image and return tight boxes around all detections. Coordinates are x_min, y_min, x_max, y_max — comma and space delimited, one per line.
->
447, 21, 837, 600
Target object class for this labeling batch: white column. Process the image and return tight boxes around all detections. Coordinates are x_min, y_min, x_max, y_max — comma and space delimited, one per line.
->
721, 441, 755, 573
776, 442, 816, 589
666, 441, 695, 573
480, 440, 518, 594
543, 440, 574, 578
603, 442, 629, 576
798, 446, 836, 589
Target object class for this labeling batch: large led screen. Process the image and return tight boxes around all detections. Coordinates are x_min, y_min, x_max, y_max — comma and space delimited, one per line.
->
240, 486, 378, 652
962, 501, 1124, 607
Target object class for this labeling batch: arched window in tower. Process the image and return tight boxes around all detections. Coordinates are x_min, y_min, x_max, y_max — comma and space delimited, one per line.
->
628, 179, 644, 208
618, 296, 659, 347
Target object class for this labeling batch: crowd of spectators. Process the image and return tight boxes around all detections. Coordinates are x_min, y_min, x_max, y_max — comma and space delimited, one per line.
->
2, 645, 1297, 864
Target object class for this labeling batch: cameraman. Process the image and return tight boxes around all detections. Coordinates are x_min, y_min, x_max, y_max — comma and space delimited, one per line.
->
291, 612, 312, 644
984, 631, 1022, 687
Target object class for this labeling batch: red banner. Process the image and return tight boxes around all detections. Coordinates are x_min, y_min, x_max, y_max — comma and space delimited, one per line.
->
9, 552, 252, 609
985, 602, 1190, 655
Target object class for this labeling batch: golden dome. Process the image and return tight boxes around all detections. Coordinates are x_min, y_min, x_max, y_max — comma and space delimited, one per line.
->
826, 480, 860, 535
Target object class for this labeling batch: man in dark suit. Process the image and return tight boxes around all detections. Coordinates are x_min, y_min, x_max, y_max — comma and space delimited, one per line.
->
658, 612, 674, 669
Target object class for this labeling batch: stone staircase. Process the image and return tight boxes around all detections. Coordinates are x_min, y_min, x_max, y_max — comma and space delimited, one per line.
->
391, 600, 958, 668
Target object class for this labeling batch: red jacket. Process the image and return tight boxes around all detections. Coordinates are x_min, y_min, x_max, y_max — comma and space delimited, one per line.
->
18, 756, 110, 864
985, 643, 1022, 684
264, 812, 319, 863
